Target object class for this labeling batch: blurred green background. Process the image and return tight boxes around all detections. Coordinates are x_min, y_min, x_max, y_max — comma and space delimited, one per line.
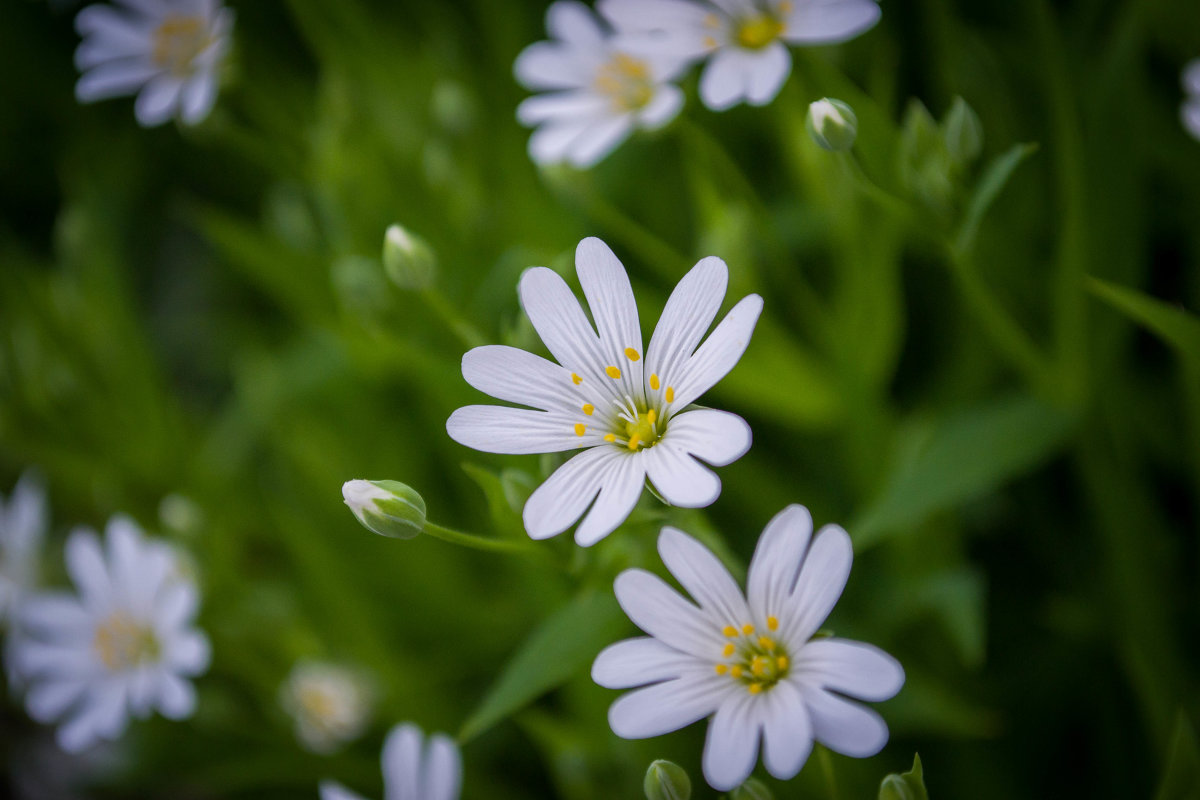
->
2, 0, 1199, 797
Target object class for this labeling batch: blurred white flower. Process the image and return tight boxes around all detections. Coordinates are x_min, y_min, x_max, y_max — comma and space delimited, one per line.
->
74, 0, 234, 127
1182, 59, 1200, 141
600, 0, 880, 110
592, 505, 904, 791
8, 516, 210, 752
320, 722, 462, 800
280, 661, 373, 754
447, 237, 761, 546
0, 472, 48, 623
514, 1, 688, 167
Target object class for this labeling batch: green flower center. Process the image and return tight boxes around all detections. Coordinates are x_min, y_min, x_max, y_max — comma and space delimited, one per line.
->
94, 613, 160, 671
714, 618, 791, 694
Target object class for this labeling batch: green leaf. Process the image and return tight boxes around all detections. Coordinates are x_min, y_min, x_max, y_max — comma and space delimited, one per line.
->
853, 394, 1073, 549
459, 590, 629, 742
879, 754, 929, 800
1088, 278, 1200, 359
1156, 713, 1200, 800
460, 462, 527, 540
953, 143, 1039, 255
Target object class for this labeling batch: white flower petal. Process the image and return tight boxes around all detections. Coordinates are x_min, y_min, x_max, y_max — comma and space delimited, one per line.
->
575, 237, 643, 399
746, 504, 812, 621
133, 75, 184, 127
1184, 59, 1200, 95
17, 594, 92, 639
662, 408, 751, 467
658, 528, 749, 625
546, 1, 607, 50
599, 0, 712, 29
180, 73, 218, 125
702, 691, 762, 792
760, 680, 813, 780
518, 91, 609, 126
165, 630, 211, 675
528, 120, 592, 165
636, 84, 684, 129
1183, 99, 1200, 142
64, 529, 112, 610
645, 256, 729, 388
613, 568, 721, 657
744, 42, 791, 106
11, 640, 96, 680
669, 294, 763, 409
57, 682, 126, 752
609, 672, 729, 738
127, 665, 157, 717
446, 405, 587, 454
643, 442, 721, 508
156, 582, 199, 632
26, 677, 87, 723
156, 671, 197, 719
422, 733, 462, 800
75, 4, 150, 43
6, 472, 47, 553
75, 60, 158, 103
782, 0, 881, 44
794, 638, 904, 702
782, 524, 852, 644
518, 266, 607, 379
514, 43, 592, 91
804, 687, 890, 757
711, 0, 755, 15
461, 345, 579, 412
320, 781, 369, 800
383, 723, 423, 800
573, 449, 645, 546
522, 447, 620, 539
699, 49, 754, 111
567, 114, 635, 168
592, 636, 695, 688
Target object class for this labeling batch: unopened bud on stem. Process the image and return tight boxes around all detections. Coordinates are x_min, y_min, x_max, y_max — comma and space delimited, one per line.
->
644, 760, 691, 800
806, 98, 858, 152
342, 480, 426, 539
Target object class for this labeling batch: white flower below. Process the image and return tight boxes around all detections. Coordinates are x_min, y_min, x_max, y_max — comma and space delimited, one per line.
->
7, 515, 210, 752
446, 237, 762, 546
592, 505, 904, 791
0, 472, 48, 623
280, 661, 373, 754
74, 0, 234, 127
600, 0, 880, 110
514, 1, 689, 167
320, 722, 462, 800
1182, 59, 1200, 141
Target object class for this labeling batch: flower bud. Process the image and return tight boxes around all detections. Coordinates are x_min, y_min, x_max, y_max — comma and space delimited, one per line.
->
941, 96, 983, 166
878, 754, 928, 800
342, 480, 426, 539
382, 224, 436, 291
729, 778, 774, 800
806, 98, 858, 152
644, 759, 691, 800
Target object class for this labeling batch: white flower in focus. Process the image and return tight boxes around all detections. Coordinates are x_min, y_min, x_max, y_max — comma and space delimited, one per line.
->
0, 473, 48, 623
514, 1, 689, 167
280, 661, 373, 754
8, 516, 210, 752
592, 505, 904, 791
446, 237, 762, 546
1182, 59, 1200, 141
319, 722, 462, 800
599, 0, 880, 111
74, 0, 234, 127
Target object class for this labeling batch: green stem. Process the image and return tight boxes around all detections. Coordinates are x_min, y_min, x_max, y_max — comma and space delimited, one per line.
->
818, 745, 840, 800
836, 152, 913, 218
420, 287, 488, 351
422, 520, 540, 555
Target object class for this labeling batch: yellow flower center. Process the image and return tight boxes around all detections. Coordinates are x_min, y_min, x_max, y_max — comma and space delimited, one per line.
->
735, 13, 786, 50
713, 617, 790, 694
94, 613, 159, 671
593, 53, 655, 112
152, 14, 210, 75
569, 347, 679, 449
298, 685, 339, 721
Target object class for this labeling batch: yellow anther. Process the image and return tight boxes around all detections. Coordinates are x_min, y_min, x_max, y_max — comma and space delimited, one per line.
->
715, 663, 728, 675
626, 434, 641, 451
736, 13, 784, 49
767, 616, 779, 631
723, 625, 738, 637
703, 12, 720, 28
758, 636, 775, 650
605, 365, 621, 379
703, 35, 718, 48
776, 656, 789, 670
779, 1, 794, 13
650, 373, 660, 390
723, 643, 736, 657
748, 682, 763, 694
647, 409, 656, 423
582, 404, 595, 416
751, 657, 767, 676
625, 347, 640, 361
571, 373, 582, 385
604, 434, 617, 442
665, 386, 675, 403
730, 665, 744, 678
574, 423, 586, 437
742, 623, 755, 635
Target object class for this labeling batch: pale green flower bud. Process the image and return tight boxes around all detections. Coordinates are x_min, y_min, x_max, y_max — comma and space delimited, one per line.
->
806, 97, 858, 152
941, 96, 983, 166
728, 778, 774, 800
644, 759, 691, 800
878, 754, 928, 800
382, 224, 436, 291
342, 480, 426, 539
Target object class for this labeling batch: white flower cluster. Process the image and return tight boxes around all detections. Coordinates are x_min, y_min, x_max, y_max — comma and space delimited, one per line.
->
515, 0, 881, 166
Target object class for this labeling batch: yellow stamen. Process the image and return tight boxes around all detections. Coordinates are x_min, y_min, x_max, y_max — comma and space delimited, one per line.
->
742, 623, 755, 635
626, 434, 641, 451
650, 373, 660, 390
751, 656, 767, 676
767, 615, 779, 631
704, 35, 718, 48
625, 347, 640, 361
776, 656, 789, 670
715, 663, 728, 675
605, 366, 621, 379
758, 636, 775, 650
582, 404, 595, 416
748, 683, 763, 694
723, 643, 736, 657
730, 665, 744, 678
574, 423, 586, 437
736, 14, 784, 50
723, 625, 738, 637
593, 53, 655, 112
665, 386, 675, 403
604, 434, 617, 442
571, 373, 582, 385
647, 409, 656, 423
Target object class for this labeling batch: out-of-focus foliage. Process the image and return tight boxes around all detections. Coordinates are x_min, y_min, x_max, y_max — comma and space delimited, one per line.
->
1, 0, 1198, 798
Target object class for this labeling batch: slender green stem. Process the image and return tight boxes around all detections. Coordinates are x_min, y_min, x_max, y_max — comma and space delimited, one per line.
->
422, 520, 541, 555
818, 745, 840, 800
835, 152, 913, 218
420, 287, 488, 350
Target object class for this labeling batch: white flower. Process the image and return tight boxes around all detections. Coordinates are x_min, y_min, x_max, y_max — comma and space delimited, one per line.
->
280, 661, 373, 754
319, 722, 462, 800
0, 472, 48, 623
446, 237, 762, 546
1182, 59, 1200, 141
592, 505, 904, 791
7, 515, 210, 752
599, 0, 880, 111
74, 0, 234, 127
514, 1, 689, 167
